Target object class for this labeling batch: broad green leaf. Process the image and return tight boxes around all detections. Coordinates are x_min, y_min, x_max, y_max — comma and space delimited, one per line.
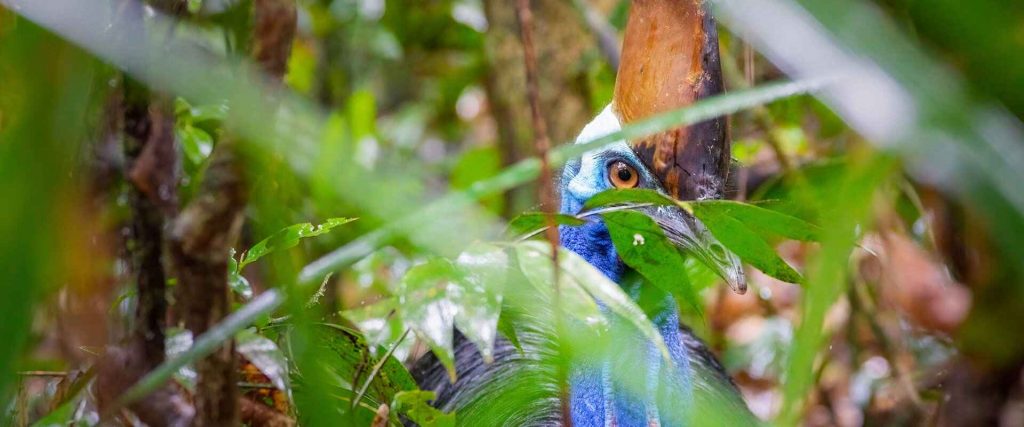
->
507, 212, 585, 236
514, 241, 670, 361
237, 328, 290, 395
690, 201, 821, 242
452, 243, 508, 363
396, 259, 460, 380
239, 218, 356, 269
583, 188, 675, 210
602, 210, 702, 316
392, 390, 456, 427
342, 298, 405, 356
495, 311, 523, 354
693, 205, 803, 284
514, 242, 605, 330
312, 324, 417, 408
176, 124, 213, 166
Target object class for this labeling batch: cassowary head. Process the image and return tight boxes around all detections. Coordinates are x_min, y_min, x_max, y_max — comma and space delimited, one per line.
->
560, 0, 746, 294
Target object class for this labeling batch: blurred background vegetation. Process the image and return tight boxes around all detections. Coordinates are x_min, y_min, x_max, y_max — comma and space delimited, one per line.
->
2, 0, 1024, 426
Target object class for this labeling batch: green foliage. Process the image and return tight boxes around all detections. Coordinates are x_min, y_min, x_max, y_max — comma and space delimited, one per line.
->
11, 0, 1022, 424
239, 218, 356, 269
391, 390, 455, 427
685, 201, 804, 284
601, 210, 702, 315
516, 241, 671, 360
303, 324, 417, 411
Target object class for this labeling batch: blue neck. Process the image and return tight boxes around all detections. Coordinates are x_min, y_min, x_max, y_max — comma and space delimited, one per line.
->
559, 213, 693, 425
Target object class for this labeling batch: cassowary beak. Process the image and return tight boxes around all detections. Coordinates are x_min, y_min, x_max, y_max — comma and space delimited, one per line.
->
644, 205, 747, 294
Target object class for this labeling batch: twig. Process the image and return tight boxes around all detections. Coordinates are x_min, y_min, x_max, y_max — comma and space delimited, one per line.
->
351, 328, 411, 410
515, 1, 572, 424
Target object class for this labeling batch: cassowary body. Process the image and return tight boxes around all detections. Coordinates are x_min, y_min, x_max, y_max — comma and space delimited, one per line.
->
412, 108, 755, 426
413, 1, 758, 425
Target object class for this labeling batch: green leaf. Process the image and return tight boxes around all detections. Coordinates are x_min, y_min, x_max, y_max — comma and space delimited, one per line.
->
392, 390, 455, 427
237, 328, 290, 395
342, 298, 404, 355
228, 250, 253, 300
395, 259, 460, 380
239, 218, 356, 269
177, 124, 213, 166
583, 188, 676, 210
313, 324, 417, 408
514, 242, 606, 330
452, 243, 508, 363
601, 210, 702, 316
514, 241, 670, 361
691, 200, 821, 242
690, 206, 803, 284
507, 212, 586, 236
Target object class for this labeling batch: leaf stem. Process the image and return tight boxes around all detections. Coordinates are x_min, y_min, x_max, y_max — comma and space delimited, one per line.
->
350, 328, 411, 410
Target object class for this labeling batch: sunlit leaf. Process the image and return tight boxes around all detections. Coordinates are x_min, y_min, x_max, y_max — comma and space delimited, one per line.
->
237, 328, 290, 394
396, 259, 459, 380
228, 249, 253, 300
239, 218, 356, 269
176, 124, 213, 166
452, 243, 507, 363
602, 210, 702, 316
514, 242, 605, 330
392, 390, 455, 427
342, 298, 404, 356
514, 241, 670, 360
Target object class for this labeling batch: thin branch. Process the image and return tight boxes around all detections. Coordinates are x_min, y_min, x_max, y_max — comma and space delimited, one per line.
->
515, 1, 571, 424
351, 328, 411, 410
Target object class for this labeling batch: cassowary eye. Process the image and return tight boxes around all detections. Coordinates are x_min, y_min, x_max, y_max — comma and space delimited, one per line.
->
608, 160, 639, 188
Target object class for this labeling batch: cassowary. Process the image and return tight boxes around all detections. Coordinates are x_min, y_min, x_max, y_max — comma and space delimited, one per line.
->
413, 1, 758, 425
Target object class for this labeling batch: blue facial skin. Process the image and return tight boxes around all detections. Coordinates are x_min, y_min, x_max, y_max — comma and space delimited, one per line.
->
559, 141, 693, 426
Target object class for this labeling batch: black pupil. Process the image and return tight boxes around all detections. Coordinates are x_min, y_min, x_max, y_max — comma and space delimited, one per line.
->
616, 165, 632, 182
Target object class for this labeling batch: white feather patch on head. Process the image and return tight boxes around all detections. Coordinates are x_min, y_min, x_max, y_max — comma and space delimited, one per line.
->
564, 104, 649, 202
